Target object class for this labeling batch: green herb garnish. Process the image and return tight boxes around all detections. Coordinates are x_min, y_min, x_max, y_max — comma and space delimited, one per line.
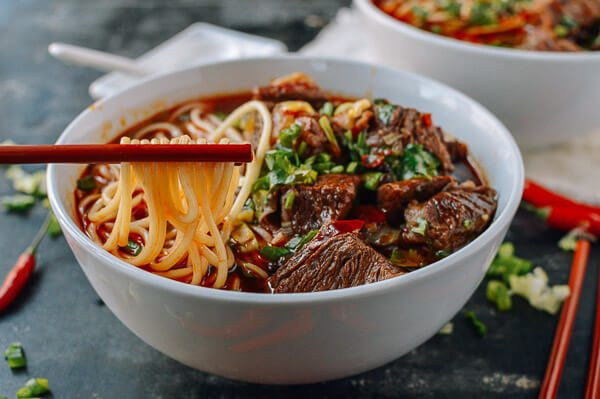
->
469, 3, 498, 26
47, 213, 62, 238
16, 378, 50, 398
465, 311, 487, 337
279, 123, 302, 149
286, 229, 319, 251
400, 144, 440, 180
411, 218, 428, 236
260, 245, 291, 261
318, 116, 340, 150
486, 280, 512, 311
4, 342, 26, 369
283, 190, 296, 210
121, 239, 142, 256
2, 194, 36, 213
487, 242, 532, 283
320, 102, 334, 116
375, 103, 398, 126
363, 172, 383, 191
77, 175, 97, 192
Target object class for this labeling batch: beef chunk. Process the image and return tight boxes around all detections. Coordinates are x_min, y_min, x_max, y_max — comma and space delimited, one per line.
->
377, 176, 453, 224
281, 174, 360, 235
269, 232, 404, 293
369, 105, 456, 172
294, 115, 328, 157
402, 186, 497, 251
253, 72, 327, 106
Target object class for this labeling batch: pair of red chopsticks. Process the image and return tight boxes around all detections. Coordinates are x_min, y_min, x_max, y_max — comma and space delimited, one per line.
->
524, 179, 600, 399
0, 143, 253, 164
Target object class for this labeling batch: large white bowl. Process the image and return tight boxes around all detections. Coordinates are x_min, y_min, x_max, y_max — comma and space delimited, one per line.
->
47, 56, 523, 384
355, 0, 600, 149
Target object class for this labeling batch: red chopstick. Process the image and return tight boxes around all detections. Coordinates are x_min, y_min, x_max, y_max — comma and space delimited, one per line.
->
0, 144, 253, 164
539, 239, 591, 399
585, 259, 600, 399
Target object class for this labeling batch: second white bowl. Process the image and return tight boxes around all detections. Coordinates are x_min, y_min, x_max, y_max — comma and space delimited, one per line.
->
355, 0, 600, 149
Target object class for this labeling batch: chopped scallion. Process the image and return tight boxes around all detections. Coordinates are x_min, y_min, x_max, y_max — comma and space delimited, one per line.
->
260, 245, 291, 261
16, 378, 50, 398
121, 239, 142, 256
2, 194, 36, 213
47, 213, 62, 238
346, 161, 358, 174
363, 172, 383, 191
465, 311, 487, 337
411, 218, 428, 236
4, 342, 26, 369
283, 190, 296, 210
77, 175, 97, 192
319, 102, 334, 116
330, 165, 344, 174
486, 280, 512, 311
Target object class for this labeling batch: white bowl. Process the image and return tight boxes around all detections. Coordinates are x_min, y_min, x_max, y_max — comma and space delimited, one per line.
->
47, 56, 523, 384
355, 0, 600, 149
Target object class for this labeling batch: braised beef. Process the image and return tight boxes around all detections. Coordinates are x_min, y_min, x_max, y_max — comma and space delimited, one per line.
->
281, 174, 360, 235
294, 115, 329, 156
402, 186, 497, 251
377, 176, 453, 224
269, 232, 404, 293
253, 72, 327, 107
368, 104, 455, 172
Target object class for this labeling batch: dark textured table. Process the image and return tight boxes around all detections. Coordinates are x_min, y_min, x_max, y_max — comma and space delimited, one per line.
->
0, 1, 597, 397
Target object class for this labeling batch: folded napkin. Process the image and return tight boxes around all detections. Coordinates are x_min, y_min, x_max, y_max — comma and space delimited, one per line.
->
301, 8, 600, 205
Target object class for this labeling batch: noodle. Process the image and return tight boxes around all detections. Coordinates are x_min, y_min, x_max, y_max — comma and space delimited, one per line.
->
86, 101, 272, 288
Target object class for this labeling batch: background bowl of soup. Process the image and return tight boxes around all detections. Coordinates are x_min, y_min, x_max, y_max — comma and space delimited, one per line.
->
47, 56, 523, 384
355, 0, 600, 149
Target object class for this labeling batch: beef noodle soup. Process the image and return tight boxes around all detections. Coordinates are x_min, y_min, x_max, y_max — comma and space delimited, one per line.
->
373, 0, 600, 51
75, 73, 498, 293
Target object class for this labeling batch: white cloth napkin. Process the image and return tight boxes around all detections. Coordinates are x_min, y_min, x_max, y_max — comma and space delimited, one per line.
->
301, 8, 600, 205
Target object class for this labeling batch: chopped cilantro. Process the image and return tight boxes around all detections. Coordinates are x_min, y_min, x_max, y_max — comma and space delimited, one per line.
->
400, 144, 440, 180
279, 123, 302, 149
375, 103, 398, 126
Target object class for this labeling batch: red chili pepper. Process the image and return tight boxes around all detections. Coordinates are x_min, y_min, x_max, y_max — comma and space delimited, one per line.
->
361, 153, 384, 169
353, 205, 386, 224
536, 206, 600, 236
421, 113, 433, 127
523, 178, 600, 213
332, 219, 365, 234
0, 214, 50, 313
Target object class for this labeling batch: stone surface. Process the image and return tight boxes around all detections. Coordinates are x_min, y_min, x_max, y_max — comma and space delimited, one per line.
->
0, 1, 596, 397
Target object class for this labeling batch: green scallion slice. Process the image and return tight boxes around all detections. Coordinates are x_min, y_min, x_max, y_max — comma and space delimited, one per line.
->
2, 194, 36, 213
16, 378, 50, 398
77, 175, 97, 192
259, 245, 291, 261
4, 342, 26, 369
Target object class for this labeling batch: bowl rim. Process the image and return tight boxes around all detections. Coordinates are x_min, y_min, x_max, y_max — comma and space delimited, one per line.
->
47, 54, 524, 305
354, 0, 600, 62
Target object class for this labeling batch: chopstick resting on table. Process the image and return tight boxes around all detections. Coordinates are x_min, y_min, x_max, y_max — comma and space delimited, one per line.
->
0, 144, 253, 164
538, 239, 591, 399
585, 259, 600, 399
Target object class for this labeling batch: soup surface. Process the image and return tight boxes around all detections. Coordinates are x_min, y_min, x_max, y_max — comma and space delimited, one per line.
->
373, 0, 600, 51
75, 73, 497, 293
